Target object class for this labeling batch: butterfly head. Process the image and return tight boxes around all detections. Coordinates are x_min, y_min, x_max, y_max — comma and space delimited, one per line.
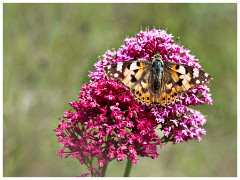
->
152, 53, 163, 61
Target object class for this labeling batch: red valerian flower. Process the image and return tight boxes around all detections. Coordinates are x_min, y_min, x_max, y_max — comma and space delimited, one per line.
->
54, 28, 212, 176
55, 80, 162, 176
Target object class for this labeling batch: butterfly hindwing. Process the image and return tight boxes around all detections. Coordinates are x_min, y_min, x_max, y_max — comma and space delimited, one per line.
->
131, 72, 155, 104
157, 81, 180, 106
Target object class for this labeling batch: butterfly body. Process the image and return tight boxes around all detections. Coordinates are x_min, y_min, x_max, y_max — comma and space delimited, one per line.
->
103, 53, 212, 106
151, 59, 163, 93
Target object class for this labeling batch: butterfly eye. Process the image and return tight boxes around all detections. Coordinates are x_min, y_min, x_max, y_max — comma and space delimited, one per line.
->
153, 53, 163, 60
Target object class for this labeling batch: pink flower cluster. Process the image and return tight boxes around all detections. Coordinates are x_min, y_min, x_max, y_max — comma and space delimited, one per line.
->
55, 80, 161, 165
54, 28, 212, 176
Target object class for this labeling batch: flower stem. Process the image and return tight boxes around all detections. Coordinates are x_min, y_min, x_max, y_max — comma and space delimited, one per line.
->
100, 165, 108, 177
123, 159, 132, 177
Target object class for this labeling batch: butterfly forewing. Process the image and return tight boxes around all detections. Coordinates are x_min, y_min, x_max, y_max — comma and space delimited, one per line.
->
104, 60, 151, 88
167, 62, 212, 88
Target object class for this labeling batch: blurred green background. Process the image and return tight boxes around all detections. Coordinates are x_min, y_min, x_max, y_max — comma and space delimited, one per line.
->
3, 3, 237, 177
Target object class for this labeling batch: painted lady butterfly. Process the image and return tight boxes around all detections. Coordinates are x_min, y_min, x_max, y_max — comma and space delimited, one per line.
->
103, 53, 212, 106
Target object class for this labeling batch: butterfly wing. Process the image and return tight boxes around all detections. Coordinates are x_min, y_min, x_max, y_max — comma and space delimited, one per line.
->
104, 59, 212, 106
130, 71, 155, 104
104, 60, 155, 104
155, 62, 212, 105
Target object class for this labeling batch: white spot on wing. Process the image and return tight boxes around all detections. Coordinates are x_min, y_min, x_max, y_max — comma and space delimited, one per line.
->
117, 62, 123, 72
204, 73, 209, 77
114, 73, 119, 78
193, 68, 199, 78
130, 62, 137, 70
178, 66, 186, 74
107, 65, 111, 70
196, 80, 200, 84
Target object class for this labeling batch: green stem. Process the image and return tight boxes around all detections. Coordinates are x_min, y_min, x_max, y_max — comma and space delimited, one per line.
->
100, 165, 108, 177
123, 159, 132, 177
100, 141, 109, 177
